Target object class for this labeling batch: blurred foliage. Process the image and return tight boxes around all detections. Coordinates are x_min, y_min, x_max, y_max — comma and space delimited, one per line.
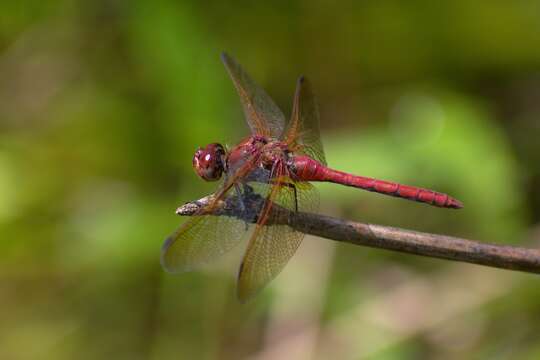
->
1, 1, 540, 359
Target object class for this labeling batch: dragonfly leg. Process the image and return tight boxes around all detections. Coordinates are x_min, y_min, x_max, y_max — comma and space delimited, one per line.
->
234, 183, 247, 212
268, 180, 298, 212
287, 183, 299, 212
293, 184, 298, 212
234, 183, 250, 230
241, 182, 254, 196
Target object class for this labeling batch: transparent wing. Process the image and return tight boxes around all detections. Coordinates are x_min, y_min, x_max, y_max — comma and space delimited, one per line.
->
221, 52, 286, 138
161, 195, 250, 273
285, 76, 327, 165
237, 173, 319, 302
161, 156, 261, 273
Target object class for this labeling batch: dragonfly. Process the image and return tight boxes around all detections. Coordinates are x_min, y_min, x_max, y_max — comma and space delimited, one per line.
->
161, 52, 463, 302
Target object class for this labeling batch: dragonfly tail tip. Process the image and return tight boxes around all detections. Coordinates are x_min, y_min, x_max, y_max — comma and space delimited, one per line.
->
448, 198, 464, 209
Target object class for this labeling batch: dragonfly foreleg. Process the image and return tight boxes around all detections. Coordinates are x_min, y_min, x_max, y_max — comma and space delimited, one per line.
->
234, 183, 251, 229
234, 183, 247, 212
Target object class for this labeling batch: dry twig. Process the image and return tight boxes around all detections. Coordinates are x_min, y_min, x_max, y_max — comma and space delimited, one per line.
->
176, 192, 540, 275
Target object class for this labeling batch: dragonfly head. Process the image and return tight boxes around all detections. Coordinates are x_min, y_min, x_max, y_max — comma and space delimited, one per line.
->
193, 143, 226, 181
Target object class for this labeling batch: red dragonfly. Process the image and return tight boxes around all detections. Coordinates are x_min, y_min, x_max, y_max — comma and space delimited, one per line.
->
162, 52, 463, 302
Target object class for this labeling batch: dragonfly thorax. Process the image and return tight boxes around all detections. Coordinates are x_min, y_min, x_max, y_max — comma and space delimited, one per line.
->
260, 142, 289, 166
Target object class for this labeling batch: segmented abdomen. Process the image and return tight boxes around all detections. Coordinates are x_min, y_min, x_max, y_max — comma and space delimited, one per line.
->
292, 155, 463, 209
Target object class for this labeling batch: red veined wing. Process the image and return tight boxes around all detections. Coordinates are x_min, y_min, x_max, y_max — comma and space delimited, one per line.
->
221, 52, 286, 138
284, 76, 327, 166
161, 153, 261, 272
237, 169, 319, 302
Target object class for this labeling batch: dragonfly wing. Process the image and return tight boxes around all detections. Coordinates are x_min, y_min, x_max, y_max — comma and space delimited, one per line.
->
161, 210, 249, 273
161, 159, 260, 273
221, 52, 286, 138
237, 177, 319, 302
285, 76, 327, 166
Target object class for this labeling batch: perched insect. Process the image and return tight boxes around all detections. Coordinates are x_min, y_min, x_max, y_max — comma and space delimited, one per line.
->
162, 52, 463, 301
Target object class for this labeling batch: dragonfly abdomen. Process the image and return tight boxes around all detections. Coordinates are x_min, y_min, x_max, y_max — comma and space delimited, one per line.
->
292, 155, 463, 209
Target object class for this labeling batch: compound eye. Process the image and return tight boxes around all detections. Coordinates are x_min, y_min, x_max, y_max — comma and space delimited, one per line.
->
192, 145, 224, 181
192, 149, 202, 167
214, 144, 225, 155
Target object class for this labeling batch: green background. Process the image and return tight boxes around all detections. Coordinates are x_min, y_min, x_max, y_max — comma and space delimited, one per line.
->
1, 1, 540, 359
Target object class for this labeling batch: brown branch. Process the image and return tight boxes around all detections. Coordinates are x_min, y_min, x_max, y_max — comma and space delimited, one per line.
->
176, 193, 540, 275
